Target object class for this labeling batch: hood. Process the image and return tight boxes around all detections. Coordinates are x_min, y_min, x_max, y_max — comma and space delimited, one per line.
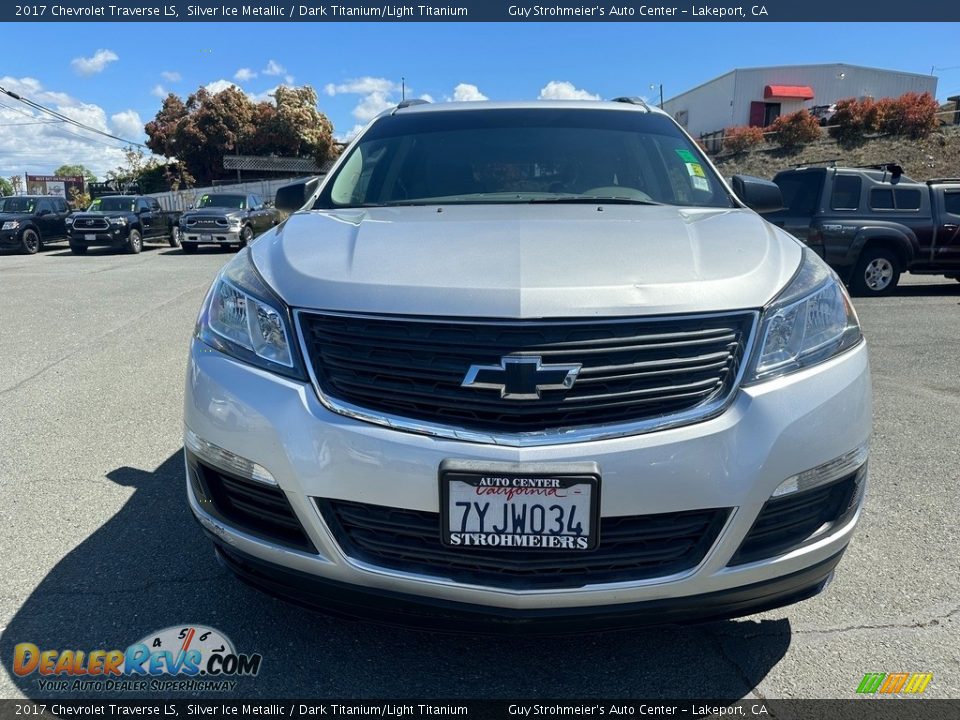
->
72, 210, 130, 219
0, 212, 32, 222
251, 204, 803, 318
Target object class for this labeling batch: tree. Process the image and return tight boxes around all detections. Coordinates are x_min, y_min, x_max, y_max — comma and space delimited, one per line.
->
0, 177, 13, 197
54, 164, 97, 183
145, 84, 336, 185
768, 110, 821, 150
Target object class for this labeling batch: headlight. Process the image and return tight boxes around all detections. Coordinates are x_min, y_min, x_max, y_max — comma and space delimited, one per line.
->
2, 221, 19, 230
196, 249, 304, 378
747, 248, 862, 383
65, 217, 74, 225
109, 217, 127, 226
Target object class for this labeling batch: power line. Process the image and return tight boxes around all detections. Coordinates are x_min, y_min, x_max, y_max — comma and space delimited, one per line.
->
0, 85, 147, 149
0, 98, 136, 150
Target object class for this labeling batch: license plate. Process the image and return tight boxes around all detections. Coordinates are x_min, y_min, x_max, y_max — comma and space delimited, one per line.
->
84, 234, 96, 241
440, 468, 599, 551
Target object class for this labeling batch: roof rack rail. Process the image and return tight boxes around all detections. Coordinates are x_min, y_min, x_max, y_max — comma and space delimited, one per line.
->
611, 96, 651, 111
851, 162, 903, 172
393, 98, 430, 113
926, 177, 960, 185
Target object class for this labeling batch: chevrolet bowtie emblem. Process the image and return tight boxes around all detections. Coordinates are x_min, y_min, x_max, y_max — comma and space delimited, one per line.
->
461, 355, 582, 400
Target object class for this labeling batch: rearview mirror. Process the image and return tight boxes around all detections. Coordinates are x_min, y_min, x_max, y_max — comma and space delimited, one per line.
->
730, 175, 783, 214
274, 177, 321, 213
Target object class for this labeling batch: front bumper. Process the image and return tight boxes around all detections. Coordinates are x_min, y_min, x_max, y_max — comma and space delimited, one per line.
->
184, 337, 871, 617
183, 229, 241, 244
0, 229, 22, 248
69, 229, 127, 247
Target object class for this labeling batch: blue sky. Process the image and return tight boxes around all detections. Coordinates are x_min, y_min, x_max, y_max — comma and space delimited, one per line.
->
2, 22, 958, 179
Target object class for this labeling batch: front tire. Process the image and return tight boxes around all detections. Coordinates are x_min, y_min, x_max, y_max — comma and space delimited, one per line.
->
69, 243, 88, 255
168, 226, 181, 248
181, 241, 198, 254
20, 229, 40, 254
125, 229, 142, 254
850, 247, 900, 296
238, 225, 253, 248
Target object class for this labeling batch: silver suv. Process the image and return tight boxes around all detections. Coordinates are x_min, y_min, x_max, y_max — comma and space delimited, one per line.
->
184, 99, 871, 630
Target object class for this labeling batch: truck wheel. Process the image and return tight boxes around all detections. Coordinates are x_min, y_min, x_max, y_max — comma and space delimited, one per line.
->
850, 247, 900, 297
181, 241, 198, 254
125, 229, 143, 254
69, 243, 88, 255
168, 226, 182, 248
238, 225, 254, 248
20, 229, 40, 254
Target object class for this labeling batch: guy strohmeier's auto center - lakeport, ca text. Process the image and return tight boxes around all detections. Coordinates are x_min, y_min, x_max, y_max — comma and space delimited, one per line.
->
19, 4, 770, 19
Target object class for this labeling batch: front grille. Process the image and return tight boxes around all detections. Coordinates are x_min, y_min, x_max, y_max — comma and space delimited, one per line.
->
74, 217, 109, 231
190, 458, 315, 552
188, 217, 227, 228
318, 499, 730, 589
298, 312, 755, 434
729, 471, 862, 566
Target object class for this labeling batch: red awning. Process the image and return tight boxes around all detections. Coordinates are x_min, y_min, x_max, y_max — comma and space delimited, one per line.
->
764, 84, 815, 100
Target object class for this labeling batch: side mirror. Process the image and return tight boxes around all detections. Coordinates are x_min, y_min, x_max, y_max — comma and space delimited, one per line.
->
36, 208, 50, 217
730, 175, 783, 214
274, 177, 321, 213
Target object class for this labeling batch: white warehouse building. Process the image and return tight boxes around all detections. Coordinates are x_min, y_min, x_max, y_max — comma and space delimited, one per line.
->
663, 63, 938, 139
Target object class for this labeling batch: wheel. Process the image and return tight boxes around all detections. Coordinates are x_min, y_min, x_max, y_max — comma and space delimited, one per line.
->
168, 226, 181, 248
69, 243, 88, 255
238, 225, 254, 248
20, 229, 40, 255
181, 241, 198, 254
850, 247, 900, 297
125, 229, 143, 254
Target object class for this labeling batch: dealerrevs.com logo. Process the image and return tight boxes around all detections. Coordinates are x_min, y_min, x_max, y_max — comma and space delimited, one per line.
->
12, 625, 262, 693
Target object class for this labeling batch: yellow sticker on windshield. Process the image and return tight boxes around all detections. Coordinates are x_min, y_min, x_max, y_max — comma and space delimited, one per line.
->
686, 163, 706, 178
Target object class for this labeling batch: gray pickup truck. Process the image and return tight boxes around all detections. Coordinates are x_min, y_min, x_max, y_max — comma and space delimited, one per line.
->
68, 195, 182, 255
178, 192, 279, 253
763, 164, 960, 295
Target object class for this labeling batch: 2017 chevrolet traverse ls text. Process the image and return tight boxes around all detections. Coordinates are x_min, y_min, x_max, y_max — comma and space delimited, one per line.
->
184, 99, 871, 630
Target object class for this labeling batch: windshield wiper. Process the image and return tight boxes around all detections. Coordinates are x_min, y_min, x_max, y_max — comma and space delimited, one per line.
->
527, 196, 664, 206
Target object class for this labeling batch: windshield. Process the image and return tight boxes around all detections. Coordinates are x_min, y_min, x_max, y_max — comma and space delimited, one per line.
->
89, 197, 135, 212
197, 194, 246, 209
2, 198, 37, 213
319, 108, 733, 209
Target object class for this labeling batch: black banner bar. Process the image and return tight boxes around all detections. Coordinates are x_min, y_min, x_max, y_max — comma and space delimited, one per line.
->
1, 700, 958, 720
3, 1, 960, 23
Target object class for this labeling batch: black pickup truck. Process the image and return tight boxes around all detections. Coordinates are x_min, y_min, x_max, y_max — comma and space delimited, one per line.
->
67, 195, 182, 255
178, 192, 279, 253
0, 195, 72, 254
763, 164, 960, 295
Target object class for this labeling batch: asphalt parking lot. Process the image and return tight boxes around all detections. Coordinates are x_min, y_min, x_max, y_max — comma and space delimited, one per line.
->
0, 241, 957, 700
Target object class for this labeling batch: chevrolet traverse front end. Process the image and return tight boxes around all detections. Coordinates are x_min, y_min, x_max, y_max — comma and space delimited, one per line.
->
184, 100, 871, 629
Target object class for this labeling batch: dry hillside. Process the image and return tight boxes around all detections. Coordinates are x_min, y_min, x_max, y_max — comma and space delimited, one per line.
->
711, 125, 960, 182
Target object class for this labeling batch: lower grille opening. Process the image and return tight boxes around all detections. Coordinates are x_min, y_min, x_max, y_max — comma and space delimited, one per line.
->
729, 469, 864, 566
189, 455, 315, 553
317, 499, 730, 590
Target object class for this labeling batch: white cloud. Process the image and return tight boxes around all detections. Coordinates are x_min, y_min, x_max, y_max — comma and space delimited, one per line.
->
111, 110, 144, 140
0, 76, 135, 179
324, 77, 399, 97
263, 60, 286, 77
247, 86, 279, 104
160, 71, 181, 82
71, 49, 119, 76
452, 83, 488, 102
419, 94, 435, 103
204, 79, 240, 94
151, 84, 168, 98
234, 68, 257, 82
335, 124, 366, 143
284, 74, 295, 85
537, 81, 600, 101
